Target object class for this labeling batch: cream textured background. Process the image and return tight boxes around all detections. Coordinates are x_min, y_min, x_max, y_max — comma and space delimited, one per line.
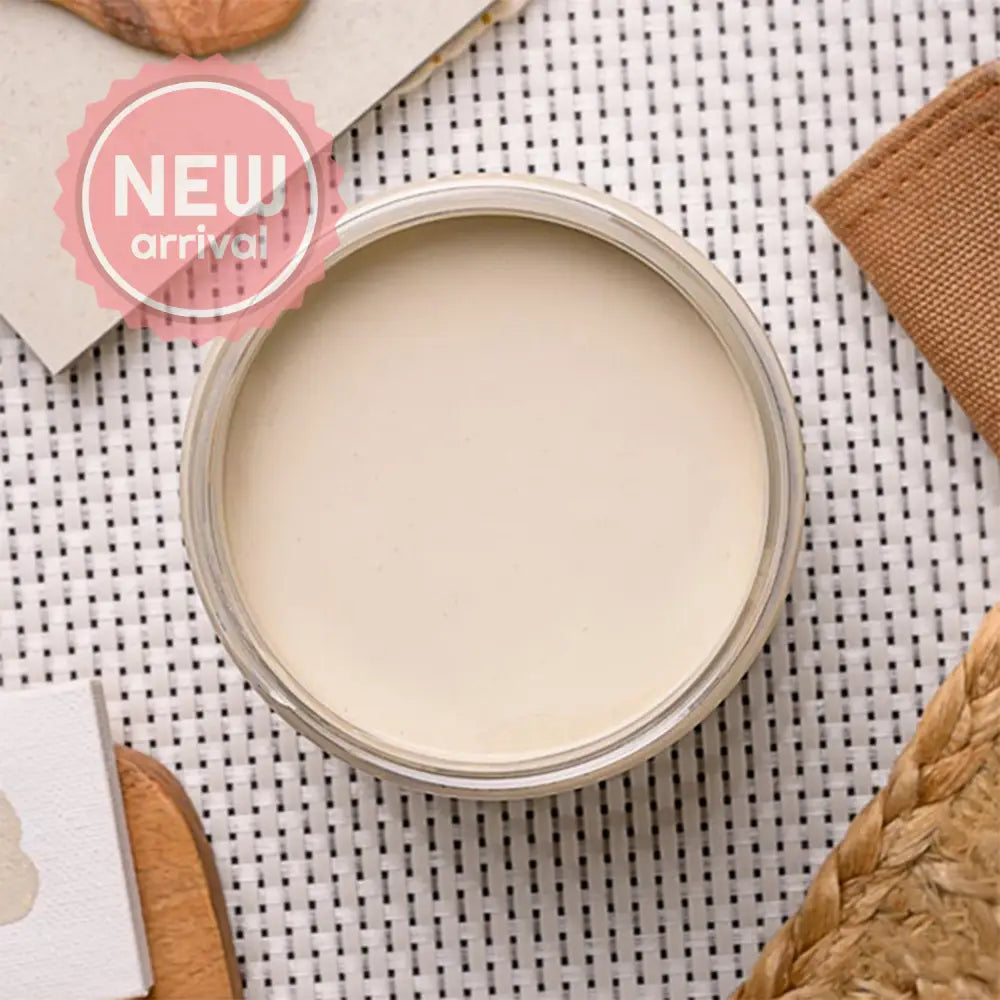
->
1, 1, 999, 997
0, 0, 489, 371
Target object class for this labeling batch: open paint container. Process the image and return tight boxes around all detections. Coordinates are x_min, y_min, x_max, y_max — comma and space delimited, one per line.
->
182, 176, 804, 797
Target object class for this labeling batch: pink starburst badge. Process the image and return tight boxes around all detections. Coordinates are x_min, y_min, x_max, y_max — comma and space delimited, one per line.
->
56, 56, 343, 344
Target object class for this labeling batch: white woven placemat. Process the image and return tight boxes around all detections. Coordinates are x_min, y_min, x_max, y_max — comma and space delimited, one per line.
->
2, 2, 999, 997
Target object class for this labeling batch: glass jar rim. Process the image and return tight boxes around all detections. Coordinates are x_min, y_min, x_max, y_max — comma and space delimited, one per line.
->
181, 174, 804, 798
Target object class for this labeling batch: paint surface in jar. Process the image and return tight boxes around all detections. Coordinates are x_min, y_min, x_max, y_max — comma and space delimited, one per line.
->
223, 216, 767, 763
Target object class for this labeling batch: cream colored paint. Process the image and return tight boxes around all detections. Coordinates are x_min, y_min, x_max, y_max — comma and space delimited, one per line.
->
0, 792, 39, 926
224, 217, 767, 762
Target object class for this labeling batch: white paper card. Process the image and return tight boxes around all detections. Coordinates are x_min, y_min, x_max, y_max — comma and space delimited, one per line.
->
0, 0, 488, 372
0, 680, 151, 1000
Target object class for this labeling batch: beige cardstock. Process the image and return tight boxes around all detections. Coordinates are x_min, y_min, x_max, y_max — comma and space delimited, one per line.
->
0, 0, 488, 372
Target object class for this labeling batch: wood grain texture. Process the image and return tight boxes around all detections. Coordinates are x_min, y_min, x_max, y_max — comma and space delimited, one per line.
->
116, 746, 243, 1000
48, 0, 304, 55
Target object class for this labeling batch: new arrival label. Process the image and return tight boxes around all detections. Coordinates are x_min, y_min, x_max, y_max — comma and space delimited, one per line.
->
56, 56, 343, 344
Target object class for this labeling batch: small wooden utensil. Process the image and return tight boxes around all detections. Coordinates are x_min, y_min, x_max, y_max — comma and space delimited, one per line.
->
48, 0, 305, 55
116, 746, 243, 999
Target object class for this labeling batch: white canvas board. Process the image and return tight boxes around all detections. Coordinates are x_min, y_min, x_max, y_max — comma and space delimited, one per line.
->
0, 680, 152, 1000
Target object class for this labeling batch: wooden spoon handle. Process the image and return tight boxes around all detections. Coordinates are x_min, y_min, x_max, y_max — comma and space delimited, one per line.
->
49, 0, 305, 56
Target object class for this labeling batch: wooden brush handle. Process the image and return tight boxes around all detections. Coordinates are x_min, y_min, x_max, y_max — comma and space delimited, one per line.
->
49, 0, 305, 55
116, 746, 243, 999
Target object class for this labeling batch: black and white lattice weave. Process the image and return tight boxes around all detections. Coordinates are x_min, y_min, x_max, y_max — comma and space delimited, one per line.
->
2, 2, 999, 997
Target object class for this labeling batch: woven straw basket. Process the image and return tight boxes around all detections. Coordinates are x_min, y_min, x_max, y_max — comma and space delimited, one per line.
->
734, 605, 1000, 999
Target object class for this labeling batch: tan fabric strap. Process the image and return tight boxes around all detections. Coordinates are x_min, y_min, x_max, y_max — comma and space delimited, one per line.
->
813, 61, 1000, 455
